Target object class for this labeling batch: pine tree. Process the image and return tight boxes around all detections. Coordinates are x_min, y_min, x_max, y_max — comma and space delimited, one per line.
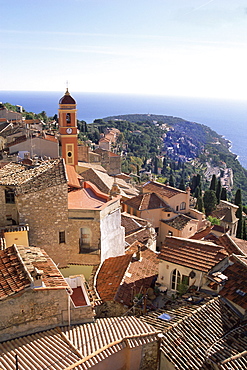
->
161, 157, 166, 175
221, 187, 227, 201
210, 174, 217, 192
216, 179, 222, 204
234, 189, 242, 206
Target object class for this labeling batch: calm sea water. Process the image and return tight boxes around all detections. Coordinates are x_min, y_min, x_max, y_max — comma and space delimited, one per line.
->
1, 91, 247, 169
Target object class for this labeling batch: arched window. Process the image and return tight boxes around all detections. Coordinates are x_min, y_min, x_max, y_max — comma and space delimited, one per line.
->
171, 269, 181, 290
66, 113, 71, 124
180, 202, 186, 210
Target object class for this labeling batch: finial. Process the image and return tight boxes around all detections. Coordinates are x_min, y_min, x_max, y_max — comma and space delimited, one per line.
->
65, 81, 69, 95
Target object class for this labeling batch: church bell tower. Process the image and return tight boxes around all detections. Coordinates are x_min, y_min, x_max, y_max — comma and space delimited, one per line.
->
58, 89, 78, 166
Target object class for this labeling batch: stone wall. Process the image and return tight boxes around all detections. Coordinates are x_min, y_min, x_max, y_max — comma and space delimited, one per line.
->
0, 288, 94, 342
16, 183, 70, 265
140, 340, 159, 370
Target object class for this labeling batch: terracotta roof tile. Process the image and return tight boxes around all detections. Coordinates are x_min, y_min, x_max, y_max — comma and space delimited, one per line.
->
68, 181, 108, 209
159, 236, 227, 272
121, 213, 148, 235
124, 192, 172, 211
66, 164, 81, 188
143, 180, 185, 198
0, 245, 68, 300
161, 214, 192, 230
190, 226, 213, 239
96, 254, 133, 301
219, 254, 247, 309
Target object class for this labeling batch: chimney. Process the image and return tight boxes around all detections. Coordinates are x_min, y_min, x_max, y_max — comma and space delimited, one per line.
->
32, 267, 44, 288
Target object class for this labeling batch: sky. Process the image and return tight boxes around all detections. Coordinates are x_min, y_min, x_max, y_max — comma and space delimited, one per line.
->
1, 0, 247, 100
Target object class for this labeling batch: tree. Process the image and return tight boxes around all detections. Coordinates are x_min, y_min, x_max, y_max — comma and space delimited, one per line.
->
234, 189, 242, 206
153, 156, 159, 175
236, 204, 243, 239
178, 177, 186, 191
221, 187, 227, 201
203, 190, 217, 216
207, 216, 220, 225
196, 195, 205, 213
161, 157, 167, 175
194, 185, 202, 199
169, 174, 175, 188
216, 179, 222, 204
210, 174, 217, 192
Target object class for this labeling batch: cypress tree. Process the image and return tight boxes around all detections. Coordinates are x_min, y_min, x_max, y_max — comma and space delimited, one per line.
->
236, 204, 243, 239
153, 156, 158, 175
216, 179, 222, 204
234, 189, 242, 206
178, 177, 186, 191
221, 187, 227, 201
210, 174, 217, 192
196, 195, 205, 213
194, 184, 202, 199
243, 219, 247, 240
161, 157, 166, 175
191, 176, 197, 193
203, 190, 217, 216
169, 174, 175, 188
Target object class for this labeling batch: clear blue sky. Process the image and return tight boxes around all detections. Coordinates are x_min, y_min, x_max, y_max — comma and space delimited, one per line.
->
1, 0, 247, 99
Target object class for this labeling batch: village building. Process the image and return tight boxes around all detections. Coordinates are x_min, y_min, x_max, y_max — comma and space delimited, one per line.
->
0, 244, 94, 342
123, 181, 208, 246
0, 158, 125, 267
210, 199, 239, 236
157, 236, 227, 294
0, 316, 160, 370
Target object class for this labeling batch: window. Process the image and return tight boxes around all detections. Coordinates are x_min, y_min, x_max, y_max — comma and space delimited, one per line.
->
5, 189, 15, 204
171, 269, 181, 290
79, 227, 91, 253
168, 230, 173, 236
180, 202, 186, 210
176, 206, 179, 211
59, 231, 66, 244
66, 113, 71, 124
155, 227, 159, 235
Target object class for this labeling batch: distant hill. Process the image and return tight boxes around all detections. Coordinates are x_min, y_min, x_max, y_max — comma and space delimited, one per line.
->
98, 114, 247, 204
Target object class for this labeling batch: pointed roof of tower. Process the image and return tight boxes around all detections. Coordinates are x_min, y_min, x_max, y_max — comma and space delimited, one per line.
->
59, 88, 76, 105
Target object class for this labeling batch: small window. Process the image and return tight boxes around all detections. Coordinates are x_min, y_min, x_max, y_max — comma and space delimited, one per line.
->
168, 230, 173, 236
180, 202, 186, 210
155, 227, 159, 235
5, 189, 15, 204
59, 231, 66, 244
167, 214, 170, 217
66, 113, 71, 124
176, 206, 179, 211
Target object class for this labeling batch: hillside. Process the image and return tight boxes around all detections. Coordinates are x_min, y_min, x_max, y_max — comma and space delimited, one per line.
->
85, 114, 247, 204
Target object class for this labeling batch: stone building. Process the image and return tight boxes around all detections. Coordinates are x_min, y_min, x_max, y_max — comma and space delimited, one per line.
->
0, 244, 94, 342
0, 158, 125, 266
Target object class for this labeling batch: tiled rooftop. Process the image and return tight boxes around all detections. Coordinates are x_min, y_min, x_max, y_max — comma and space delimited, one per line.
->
0, 245, 68, 300
124, 192, 172, 211
139, 297, 244, 370
206, 323, 247, 369
0, 317, 159, 370
161, 213, 192, 230
0, 158, 67, 194
121, 213, 148, 235
96, 254, 133, 302
190, 226, 213, 240
143, 180, 186, 198
159, 236, 227, 272
96, 243, 159, 307
219, 254, 247, 309
215, 234, 247, 256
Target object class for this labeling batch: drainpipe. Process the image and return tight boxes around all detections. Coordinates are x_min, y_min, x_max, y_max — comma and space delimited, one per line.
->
66, 288, 73, 327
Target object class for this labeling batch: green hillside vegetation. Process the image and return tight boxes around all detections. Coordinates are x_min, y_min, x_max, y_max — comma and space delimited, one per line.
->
79, 114, 247, 204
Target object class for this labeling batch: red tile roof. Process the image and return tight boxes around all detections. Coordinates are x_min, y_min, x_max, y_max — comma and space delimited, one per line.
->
124, 192, 172, 211
121, 213, 148, 235
44, 133, 58, 143
190, 226, 213, 240
143, 181, 185, 198
220, 255, 247, 309
161, 214, 192, 231
0, 245, 68, 300
96, 243, 159, 307
159, 236, 227, 272
96, 254, 133, 301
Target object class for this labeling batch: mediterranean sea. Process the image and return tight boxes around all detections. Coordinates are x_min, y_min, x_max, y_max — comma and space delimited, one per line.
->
1, 91, 247, 169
